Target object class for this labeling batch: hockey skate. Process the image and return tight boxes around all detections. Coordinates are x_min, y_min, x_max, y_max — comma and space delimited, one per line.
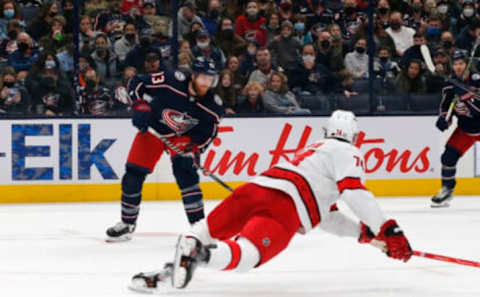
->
128, 263, 173, 293
431, 187, 454, 208
172, 234, 211, 289
105, 222, 136, 242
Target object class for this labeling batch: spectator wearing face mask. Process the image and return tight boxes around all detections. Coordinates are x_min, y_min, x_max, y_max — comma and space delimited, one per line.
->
90, 34, 121, 89
202, 0, 223, 36
0, 20, 21, 62
191, 29, 225, 71
315, 30, 344, 73
27, 1, 59, 41
25, 52, 73, 115
386, 11, 415, 56
289, 44, 339, 96
278, 0, 294, 22
114, 23, 138, 63
215, 17, 247, 58
177, 1, 205, 41
56, 43, 75, 78
235, 1, 268, 46
374, 46, 400, 82
263, 71, 311, 115
424, 15, 443, 49
440, 31, 456, 56
406, 0, 427, 31
266, 12, 281, 44
125, 28, 163, 73
268, 20, 302, 73
0, 66, 31, 115
455, 0, 478, 34
340, 0, 366, 41
345, 38, 369, 79
94, 0, 133, 40
292, 15, 307, 44
78, 68, 115, 115
8, 32, 39, 73
0, 0, 24, 42
375, 0, 391, 29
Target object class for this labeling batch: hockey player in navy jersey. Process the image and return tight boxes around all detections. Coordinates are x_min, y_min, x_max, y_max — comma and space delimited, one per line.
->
432, 49, 480, 207
106, 57, 225, 241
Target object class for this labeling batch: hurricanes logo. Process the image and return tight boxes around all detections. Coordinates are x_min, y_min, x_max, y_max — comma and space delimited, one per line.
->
161, 109, 199, 134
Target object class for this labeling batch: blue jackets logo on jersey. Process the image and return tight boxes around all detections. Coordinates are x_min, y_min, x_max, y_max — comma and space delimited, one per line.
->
160, 109, 199, 134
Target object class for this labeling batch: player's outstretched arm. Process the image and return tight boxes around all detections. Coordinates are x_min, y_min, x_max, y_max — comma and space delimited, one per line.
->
342, 190, 412, 262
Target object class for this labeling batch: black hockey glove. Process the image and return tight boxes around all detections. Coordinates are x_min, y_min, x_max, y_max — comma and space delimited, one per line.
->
435, 115, 449, 132
132, 101, 152, 133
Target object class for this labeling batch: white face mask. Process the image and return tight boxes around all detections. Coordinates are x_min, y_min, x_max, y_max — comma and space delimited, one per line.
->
197, 41, 209, 49
437, 5, 448, 14
464, 8, 475, 17
302, 55, 315, 63
246, 8, 258, 16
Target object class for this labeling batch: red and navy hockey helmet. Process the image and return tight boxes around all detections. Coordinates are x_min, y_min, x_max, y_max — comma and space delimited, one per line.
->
191, 57, 218, 76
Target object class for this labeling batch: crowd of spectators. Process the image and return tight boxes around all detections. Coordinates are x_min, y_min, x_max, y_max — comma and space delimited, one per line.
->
0, 0, 479, 116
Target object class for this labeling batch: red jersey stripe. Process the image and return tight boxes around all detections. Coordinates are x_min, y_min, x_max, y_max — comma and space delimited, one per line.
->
261, 167, 321, 228
223, 240, 242, 270
337, 177, 367, 194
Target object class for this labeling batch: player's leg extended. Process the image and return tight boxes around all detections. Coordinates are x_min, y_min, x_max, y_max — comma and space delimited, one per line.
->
106, 132, 165, 241
171, 154, 205, 224
432, 128, 475, 207
172, 186, 301, 288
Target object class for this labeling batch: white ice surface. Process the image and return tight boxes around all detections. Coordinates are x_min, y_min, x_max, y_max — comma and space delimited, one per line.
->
1, 197, 480, 297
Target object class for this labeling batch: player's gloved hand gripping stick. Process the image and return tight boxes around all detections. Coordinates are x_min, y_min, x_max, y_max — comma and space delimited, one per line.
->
147, 127, 234, 192
359, 222, 480, 268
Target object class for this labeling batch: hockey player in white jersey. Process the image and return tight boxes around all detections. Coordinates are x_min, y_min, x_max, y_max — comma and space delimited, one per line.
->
129, 110, 412, 292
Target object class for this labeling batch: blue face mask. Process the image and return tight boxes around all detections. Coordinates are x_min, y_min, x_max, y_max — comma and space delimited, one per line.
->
294, 22, 305, 32
4, 9, 14, 19
426, 27, 441, 36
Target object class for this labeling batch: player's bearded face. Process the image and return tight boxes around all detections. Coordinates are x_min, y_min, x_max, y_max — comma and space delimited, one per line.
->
453, 60, 467, 77
192, 74, 215, 96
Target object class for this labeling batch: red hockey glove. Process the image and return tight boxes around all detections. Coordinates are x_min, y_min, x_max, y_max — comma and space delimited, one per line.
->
358, 222, 374, 244
132, 101, 152, 133
374, 219, 412, 262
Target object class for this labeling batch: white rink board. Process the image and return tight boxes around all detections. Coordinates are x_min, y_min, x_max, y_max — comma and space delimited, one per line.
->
0, 116, 475, 185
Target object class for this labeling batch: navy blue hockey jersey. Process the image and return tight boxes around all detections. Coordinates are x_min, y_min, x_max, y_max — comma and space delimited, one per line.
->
440, 72, 480, 134
128, 69, 225, 150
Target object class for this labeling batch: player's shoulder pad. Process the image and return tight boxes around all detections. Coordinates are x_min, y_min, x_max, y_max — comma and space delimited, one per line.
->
201, 91, 226, 116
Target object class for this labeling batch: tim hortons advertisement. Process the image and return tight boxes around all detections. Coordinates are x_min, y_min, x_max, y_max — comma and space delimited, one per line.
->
0, 116, 441, 185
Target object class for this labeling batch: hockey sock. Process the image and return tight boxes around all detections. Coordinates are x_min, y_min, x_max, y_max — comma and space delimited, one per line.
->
121, 168, 146, 225
181, 184, 205, 224
441, 146, 461, 189
207, 238, 260, 272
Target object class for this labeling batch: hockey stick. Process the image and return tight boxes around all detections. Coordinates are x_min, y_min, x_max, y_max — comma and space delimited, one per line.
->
413, 250, 480, 268
421, 43, 480, 121
147, 127, 234, 192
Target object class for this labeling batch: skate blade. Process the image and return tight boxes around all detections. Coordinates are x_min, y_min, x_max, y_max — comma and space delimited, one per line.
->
172, 235, 190, 289
127, 284, 169, 295
105, 234, 132, 243
431, 202, 451, 208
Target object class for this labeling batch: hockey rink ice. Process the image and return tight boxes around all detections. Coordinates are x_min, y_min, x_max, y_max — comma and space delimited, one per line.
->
1, 197, 480, 297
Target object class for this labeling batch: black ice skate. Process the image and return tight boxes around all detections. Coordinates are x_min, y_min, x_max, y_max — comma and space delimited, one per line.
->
105, 222, 136, 242
172, 234, 211, 289
431, 187, 454, 208
128, 263, 173, 293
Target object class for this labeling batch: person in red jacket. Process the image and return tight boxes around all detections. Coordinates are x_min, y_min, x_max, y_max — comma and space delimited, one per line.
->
234, 1, 267, 47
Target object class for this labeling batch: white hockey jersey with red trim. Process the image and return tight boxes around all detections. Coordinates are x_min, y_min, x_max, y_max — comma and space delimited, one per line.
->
252, 138, 367, 233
